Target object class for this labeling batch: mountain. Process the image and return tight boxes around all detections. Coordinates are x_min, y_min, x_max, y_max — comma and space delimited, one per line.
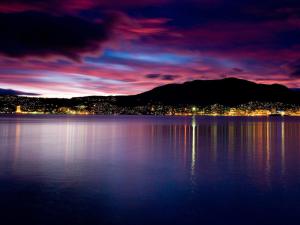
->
1, 77, 300, 107
117, 78, 300, 106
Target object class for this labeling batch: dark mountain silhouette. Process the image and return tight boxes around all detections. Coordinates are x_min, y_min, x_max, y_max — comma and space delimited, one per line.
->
1, 78, 300, 107
117, 78, 300, 106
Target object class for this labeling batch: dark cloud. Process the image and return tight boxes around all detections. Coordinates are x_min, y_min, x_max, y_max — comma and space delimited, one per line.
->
161, 74, 180, 80
145, 74, 161, 79
145, 73, 180, 80
0, 88, 39, 96
287, 60, 300, 77
0, 12, 118, 60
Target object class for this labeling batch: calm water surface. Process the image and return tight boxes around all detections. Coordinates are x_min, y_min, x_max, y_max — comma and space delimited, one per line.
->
1, 115, 300, 225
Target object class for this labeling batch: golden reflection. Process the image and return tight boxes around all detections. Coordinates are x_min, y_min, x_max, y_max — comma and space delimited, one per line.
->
263, 120, 271, 188
151, 124, 154, 147
281, 121, 285, 175
256, 122, 263, 172
266, 120, 270, 175
183, 124, 187, 167
228, 123, 234, 157
212, 123, 217, 162
246, 124, 252, 157
191, 115, 196, 176
13, 122, 21, 170
174, 124, 177, 158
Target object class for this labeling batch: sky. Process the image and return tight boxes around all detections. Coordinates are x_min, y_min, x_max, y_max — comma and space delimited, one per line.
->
0, 0, 300, 97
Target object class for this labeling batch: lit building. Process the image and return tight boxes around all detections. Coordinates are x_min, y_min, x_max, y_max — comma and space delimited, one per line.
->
16, 105, 22, 113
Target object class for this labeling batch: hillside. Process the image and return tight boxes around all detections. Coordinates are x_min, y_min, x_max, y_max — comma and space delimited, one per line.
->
118, 78, 300, 106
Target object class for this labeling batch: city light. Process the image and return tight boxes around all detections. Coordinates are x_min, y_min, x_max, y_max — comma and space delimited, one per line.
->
0, 96, 300, 116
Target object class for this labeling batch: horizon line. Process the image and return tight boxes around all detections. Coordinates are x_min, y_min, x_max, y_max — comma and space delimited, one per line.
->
2, 77, 294, 99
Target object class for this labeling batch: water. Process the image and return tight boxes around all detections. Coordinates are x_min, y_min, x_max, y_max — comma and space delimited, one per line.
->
1, 115, 300, 225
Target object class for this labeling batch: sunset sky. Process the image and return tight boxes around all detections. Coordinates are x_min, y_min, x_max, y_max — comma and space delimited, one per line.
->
0, 0, 300, 97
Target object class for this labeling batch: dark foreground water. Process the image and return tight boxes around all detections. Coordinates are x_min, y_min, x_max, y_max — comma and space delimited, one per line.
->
1, 115, 300, 225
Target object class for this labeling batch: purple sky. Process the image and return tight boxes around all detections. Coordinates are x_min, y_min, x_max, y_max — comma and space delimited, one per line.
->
0, 0, 300, 97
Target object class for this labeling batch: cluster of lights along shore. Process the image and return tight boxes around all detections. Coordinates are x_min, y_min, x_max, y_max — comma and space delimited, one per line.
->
1, 96, 300, 116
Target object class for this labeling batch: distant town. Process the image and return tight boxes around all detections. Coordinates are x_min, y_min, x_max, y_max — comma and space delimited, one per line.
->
2, 78, 300, 116
2, 95, 300, 116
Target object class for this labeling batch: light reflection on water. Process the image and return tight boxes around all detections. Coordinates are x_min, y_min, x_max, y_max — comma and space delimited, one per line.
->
1, 115, 300, 225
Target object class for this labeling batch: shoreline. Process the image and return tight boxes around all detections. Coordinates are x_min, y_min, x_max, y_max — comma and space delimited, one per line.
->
0, 113, 297, 117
